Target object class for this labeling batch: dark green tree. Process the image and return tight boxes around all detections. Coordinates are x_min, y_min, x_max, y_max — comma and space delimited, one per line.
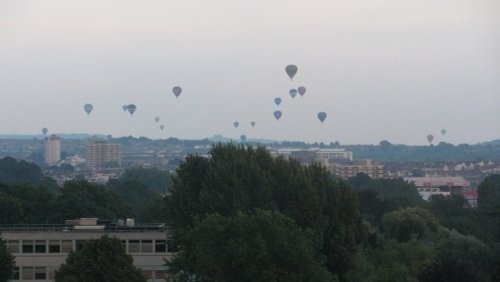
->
0, 183, 55, 224
166, 144, 366, 279
170, 210, 335, 282
478, 174, 500, 214
382, 207, 439, 242
54, 181, 129, 222
346, 239, 434, 282
0, 157, 43, 185
419, 230, 495, 282
0, 237, 15, 282
118, 167, 173, 194
55, 236, 146, 282
107, 180, 156, 219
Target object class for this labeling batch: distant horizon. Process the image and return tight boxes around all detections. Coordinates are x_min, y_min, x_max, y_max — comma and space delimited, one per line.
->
0, 132, 498, 147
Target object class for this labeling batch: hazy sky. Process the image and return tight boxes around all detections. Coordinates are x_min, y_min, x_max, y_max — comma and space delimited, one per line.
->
1, 0, 499, 145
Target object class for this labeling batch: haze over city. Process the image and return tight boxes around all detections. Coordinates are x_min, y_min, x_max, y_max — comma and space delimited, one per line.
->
1, 0, 499, 144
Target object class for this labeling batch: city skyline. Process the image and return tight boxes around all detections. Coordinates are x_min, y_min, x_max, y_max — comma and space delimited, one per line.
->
1, 0, 499, 145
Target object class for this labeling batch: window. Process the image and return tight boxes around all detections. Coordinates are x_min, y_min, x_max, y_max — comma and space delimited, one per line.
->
141, 240, 153, 253
129, 240, 140, 253
22, 241, 33, 253
7, 240, 19, 253
49, 240, 60, 253
35, 267, 46, 280
155, 240, 166, 253
121, 240, 127, 251
35, 240, 46, 253
61, 240, 73, 253
22, 267, 33, 280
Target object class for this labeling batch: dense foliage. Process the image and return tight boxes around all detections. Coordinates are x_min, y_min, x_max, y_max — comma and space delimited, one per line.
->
0, 238, 14, 282
106, 167, 172, 221
55, 236, 146, 282
172, 210, 335, 282
166, 144, 366, 280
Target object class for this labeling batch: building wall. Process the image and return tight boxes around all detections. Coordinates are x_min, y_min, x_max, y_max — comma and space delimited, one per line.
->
86, 141, 123, 170
2, 230, 172, 282
44, 135, 61, 166
328, 160, 385, 179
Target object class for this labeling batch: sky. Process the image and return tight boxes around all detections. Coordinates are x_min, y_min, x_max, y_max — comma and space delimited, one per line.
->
1, 0, 499, 145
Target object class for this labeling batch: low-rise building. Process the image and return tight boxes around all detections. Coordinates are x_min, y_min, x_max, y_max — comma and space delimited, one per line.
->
328, 160, 385, 179
1, 218, 173, 282
404, 176, 470, 201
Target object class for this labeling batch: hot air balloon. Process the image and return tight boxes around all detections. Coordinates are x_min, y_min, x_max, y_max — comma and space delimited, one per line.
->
298, 86, 306, 97
250, 121, 256, 127
441, 129, 446, 136
160, 125, 164, 130
427, 134, 434, 144
274, 97, 282, 106
317, 112, 327, 124
155, 117, 160, 123
285, 65, 298, 80
83, 104, 93, 115
122, 105, 129, 112
172, 86, 182, 98
289, 89, 298, 99
233, 121, 239, 128
42, 128, 48, 135
274, 110, 282, 121
127, 104, 137, 115
240, 134, 247, 142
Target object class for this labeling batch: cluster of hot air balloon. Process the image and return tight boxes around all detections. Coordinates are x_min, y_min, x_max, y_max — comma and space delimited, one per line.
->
426, 129, 447, 145
228, 64, 329, 142
78, 86, 183, 133
273, 65, 327, 124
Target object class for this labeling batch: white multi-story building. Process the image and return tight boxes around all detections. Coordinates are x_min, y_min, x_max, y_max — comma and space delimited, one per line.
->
44, 135, 61, 166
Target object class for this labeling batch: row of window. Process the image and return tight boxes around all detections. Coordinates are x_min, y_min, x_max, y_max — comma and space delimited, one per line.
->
12, 267, 52, 280
7, 239, 173, 254
11, 266, 168, 281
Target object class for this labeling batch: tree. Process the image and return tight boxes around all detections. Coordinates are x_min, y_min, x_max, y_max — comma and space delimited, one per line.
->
349, 175, 423, 227
382, 207, 439, 242
419, 230, 496, 282
166, 144, 366, 278
119, 167, 173, 194
0, 157, 43, 185
0, 237, 15, 282
478, 174, 500, 214
170, 210, 335, 282
53, 181, 129, 222
0, 183, 55, 224
107, 180, 156, 219
346, 239, 434, 282
55, 236, 146, 282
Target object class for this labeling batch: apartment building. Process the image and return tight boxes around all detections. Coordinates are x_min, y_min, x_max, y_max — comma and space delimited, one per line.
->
86, 141, 122, 170
44, 135, 61, 166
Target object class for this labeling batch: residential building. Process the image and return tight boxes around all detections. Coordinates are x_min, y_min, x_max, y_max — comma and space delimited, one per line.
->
86, 141, 122, 170
328, 160, 385, 179
44, 135, 61, 166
